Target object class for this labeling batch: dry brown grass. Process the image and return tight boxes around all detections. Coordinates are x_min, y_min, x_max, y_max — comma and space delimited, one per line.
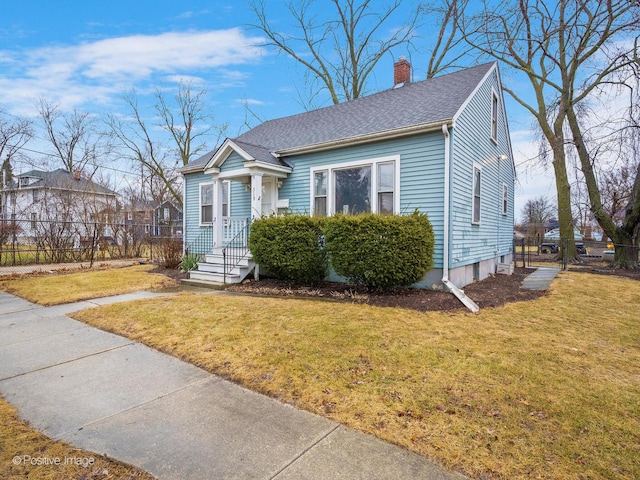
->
69, 271, 640, 479
0, 395, 154, 479
0, 264, 176, 305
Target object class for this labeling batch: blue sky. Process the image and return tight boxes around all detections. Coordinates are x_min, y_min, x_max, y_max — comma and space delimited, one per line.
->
0, 0, 555, 217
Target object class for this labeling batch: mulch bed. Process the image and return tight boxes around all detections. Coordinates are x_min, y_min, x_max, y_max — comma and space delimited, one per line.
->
226, 267, 543, 312
151, 263, 639, 313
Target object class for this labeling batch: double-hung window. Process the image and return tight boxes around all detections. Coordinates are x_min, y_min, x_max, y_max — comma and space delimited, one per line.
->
221, 181, 230, 217
377, 162, 394, 215
311, 156, 398, 216
502, 183, 508, 216
472, 165, 482, 224
313, 171, 327, 216
491, 90, 499, 143
200, 181, 230, 224
200, 183, 213, 224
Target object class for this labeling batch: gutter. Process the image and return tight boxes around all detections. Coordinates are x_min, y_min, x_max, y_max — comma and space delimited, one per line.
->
441, 124, 480, 313
274, 119, 451, 157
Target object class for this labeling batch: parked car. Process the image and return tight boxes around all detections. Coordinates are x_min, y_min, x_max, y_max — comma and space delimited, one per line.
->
540, 242, 586, 255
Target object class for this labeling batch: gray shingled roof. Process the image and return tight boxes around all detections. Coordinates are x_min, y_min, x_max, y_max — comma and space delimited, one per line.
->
183, 62, 495, 172
8, 169, 118, 196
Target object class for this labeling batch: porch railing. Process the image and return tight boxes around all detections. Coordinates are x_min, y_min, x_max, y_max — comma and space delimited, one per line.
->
223, 217, 249, 245
222, 218, 251, 283
184, 225, 213, 260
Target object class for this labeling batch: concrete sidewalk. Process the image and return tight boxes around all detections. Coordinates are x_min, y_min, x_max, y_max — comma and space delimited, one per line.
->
0, 291, 466, 480
521, 266, 561, 291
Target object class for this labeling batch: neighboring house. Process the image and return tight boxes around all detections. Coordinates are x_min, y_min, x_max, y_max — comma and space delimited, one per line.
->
122, 199, 155, 238
0, 168, 119, 244
181, 60, 515, 289
153, 200, 183, 236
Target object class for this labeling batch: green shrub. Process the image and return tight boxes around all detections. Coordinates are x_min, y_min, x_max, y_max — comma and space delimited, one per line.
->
249, 215, 327, 285
179, 253, 199, 272
323, 212, 434, 289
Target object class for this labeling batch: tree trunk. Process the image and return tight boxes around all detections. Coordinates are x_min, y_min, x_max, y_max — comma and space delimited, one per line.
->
613, 238, 640, 269
549, 136, 577, 261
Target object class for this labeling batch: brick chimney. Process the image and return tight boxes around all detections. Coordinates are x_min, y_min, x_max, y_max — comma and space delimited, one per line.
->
73, 170, 81, 181
394, 56, 411, 86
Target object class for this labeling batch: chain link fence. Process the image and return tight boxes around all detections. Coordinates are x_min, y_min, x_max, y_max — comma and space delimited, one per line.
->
0, 217, 183, 275
513, 237, 639, 269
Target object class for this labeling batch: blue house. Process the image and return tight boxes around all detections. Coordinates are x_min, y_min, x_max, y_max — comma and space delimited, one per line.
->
180, 60, 515, 292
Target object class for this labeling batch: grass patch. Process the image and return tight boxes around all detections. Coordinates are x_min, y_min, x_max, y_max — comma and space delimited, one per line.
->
0, 395, 154, 479
69, 271, 640, 479
0, 264, 176, 305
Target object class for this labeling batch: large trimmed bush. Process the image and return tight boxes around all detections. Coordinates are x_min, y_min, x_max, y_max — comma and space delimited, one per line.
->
249, 215, 327, 285
323, 212, 434, 289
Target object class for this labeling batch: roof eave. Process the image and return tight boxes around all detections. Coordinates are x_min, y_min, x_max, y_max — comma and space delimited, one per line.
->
273, 120, 452, 157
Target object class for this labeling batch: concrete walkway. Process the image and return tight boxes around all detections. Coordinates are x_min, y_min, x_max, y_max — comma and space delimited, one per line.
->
0, 259, 144, 277
521, 266, 561, 291
0, 291, 466, 480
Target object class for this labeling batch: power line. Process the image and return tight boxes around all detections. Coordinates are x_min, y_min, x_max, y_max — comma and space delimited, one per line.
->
3, 143, 142, 177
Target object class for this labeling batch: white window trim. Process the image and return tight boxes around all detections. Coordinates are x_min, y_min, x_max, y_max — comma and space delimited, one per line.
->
472, 163, 482, 225
491, 88, 499, 144
199, 182, 213, 226
309, 155, 400, 216
200, 180, 231, 225
502, 182, 508, 216
312, 170, 328, 216
222, 180, 231, 217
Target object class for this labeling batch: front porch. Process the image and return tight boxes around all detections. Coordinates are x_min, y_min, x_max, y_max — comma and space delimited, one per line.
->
184, 138, 293, 285
185, 216, 255, 284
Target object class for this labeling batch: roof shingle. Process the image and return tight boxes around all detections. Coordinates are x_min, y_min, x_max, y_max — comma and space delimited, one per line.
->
184, 62, 495, 171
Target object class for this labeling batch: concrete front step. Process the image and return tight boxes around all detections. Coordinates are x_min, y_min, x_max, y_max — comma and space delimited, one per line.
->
191, 248, 255, 284
203, 253, 253, 267
180, 278, 227, 290
196, 262, 248, 276
189, 269, 243, 284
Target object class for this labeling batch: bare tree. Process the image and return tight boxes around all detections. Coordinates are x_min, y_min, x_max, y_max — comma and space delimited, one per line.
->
154, 81, 228, 167
249, 0, 422, 107
521, 196, 556, 243
109, 83, 225, 207
422, 0, 472, 78
462, 0, 640, 265
38, 99, 112, 175
0, 110, 33, 184
107, 91, 182, 206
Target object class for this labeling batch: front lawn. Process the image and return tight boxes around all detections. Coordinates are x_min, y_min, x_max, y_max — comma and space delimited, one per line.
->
0, 264, 177, 305
68, 271, 640, 479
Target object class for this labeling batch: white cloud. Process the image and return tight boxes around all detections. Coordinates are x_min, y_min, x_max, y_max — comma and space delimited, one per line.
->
0, 29, 265, 115
237, 98, 264, 106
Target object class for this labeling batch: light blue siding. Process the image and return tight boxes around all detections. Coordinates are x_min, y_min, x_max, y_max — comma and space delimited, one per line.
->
183, 171, 211, 251
449, 69, 514, 269
229, 181, 250, 218
221, 151, 246, 171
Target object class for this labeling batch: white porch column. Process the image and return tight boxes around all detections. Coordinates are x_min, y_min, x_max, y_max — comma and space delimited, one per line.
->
213, 177, 224, 247
250, 173, 263, 221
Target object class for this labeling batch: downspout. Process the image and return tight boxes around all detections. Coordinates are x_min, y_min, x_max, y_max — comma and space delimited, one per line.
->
181, 173, 187, 257
441, 124, 451, 284
441, 124, 480, 313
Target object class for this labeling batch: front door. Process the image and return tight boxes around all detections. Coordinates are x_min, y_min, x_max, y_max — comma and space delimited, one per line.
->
261, 177, 277, 216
